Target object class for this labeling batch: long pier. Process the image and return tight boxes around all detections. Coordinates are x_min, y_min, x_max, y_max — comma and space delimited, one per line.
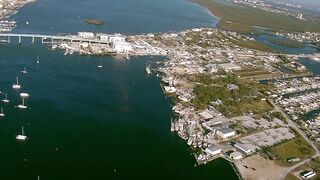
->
0, 33, 110, 45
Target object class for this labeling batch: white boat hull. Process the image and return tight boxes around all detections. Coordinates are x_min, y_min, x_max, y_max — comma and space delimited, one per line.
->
20, 93, 29, 98
16, 135, 27, 141
18, 105, 27, 109
12, 84, 21, 89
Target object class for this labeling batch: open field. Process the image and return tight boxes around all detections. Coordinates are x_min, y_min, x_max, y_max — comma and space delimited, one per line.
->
268, 136, 316, 167
236, 155, 289, 180
193, 0, 320, 33
286, 173, 299, 180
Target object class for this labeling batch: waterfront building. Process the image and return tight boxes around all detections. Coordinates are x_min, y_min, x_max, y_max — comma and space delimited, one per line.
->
230, 151, 243, 160
205, 145, 221, 156
78, 32, 95, 39
113, 42, 132, 53
99, 34, 109, 41
109, 34, 126, 44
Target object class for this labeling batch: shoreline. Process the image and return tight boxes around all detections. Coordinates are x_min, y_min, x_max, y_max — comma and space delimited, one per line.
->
0, 0, 36, 32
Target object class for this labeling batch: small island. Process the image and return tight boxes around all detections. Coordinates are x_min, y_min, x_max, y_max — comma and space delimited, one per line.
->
85, 19, 104, 25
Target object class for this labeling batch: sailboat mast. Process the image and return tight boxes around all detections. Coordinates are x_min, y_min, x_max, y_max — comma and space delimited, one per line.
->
16, 76, 19, 85
22, 126, 25, 136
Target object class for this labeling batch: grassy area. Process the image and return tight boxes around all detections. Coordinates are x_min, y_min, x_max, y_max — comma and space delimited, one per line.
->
218, 20, 254, 34
234, 68, 274, 78
217, 98, 273, 117
286, 173, 299, 180
268, 136, 316, 167
193, 0, 320, 33
230, 38, 276, 52
269, 38, 306, 49
191, 74, 273, 117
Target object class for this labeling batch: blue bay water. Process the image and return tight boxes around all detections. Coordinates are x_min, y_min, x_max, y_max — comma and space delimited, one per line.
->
11, 0, 217, 34
0, 0, 239, 180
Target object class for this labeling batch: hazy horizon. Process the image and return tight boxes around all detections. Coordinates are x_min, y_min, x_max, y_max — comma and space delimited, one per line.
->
268, 0, 320, 13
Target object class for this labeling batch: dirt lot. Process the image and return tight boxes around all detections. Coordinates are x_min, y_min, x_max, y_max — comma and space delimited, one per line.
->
236, 155, 289, 180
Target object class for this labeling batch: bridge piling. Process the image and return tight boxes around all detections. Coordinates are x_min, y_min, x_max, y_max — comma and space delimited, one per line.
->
18, 36, 22, 44
31, 36, 35, 44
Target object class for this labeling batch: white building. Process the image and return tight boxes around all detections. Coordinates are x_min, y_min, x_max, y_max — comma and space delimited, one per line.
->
99, 34, 109, 42
198, 110, 214, 120
109, 34, 126, 44
205, 145, 221, 156
230, 151, 243, 160
300, 171, 316, 179
113, 42, 132, 53
216, 128, 236, 139
234, 143, 253, 155
78, 32, 95, 39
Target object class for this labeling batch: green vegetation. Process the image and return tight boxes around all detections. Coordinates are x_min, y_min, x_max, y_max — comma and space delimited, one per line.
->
191, 74, 273, 117
193, 0, 320, 33
234, 68, 276, 78
230, 38, 276, 52
85, 19, 104, 25
269, 38, 306, 49
285, 173, 299, 180
218, 20, 254, 34
268, 136, 315, 167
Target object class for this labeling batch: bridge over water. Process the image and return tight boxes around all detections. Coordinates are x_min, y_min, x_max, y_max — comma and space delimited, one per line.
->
0, 33, 110, 44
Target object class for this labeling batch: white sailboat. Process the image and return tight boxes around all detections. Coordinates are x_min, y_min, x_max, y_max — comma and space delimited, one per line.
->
20, 93, 30, 98
16, 126, 27, 141
97, 62, 103, 68
12, 76, 21, 89
146, 64, 151, 74
18, 98, 27, 109
0, 107, 5, 117
21, 66, 27, 74
2, 93, 9, 103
